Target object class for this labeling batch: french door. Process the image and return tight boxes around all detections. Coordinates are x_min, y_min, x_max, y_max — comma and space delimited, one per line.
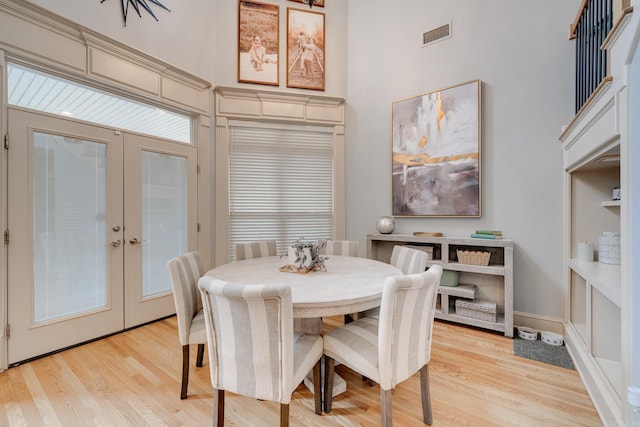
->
122, 132, 197, 328
7, 108, 197, 363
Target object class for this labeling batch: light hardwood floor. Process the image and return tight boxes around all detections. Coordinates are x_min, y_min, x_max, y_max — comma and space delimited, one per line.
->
0, 316, 602, 426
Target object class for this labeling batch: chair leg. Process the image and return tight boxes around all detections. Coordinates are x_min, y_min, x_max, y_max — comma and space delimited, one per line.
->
312, 359, 322, 415
419, 364, 433, 425
280, 403, 289, 427
180, 345, 189, 399
380, 388, 393, 427
323, 356, 335, 413
213, 389, 224, 427
196, 343, 205, 367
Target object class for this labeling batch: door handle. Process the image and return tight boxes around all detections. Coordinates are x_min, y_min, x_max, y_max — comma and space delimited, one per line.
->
111, 240, 121, 247
129, 238, 140, 245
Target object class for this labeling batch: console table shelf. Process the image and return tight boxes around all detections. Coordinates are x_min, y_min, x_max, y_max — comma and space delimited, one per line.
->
367, 234, 514, 337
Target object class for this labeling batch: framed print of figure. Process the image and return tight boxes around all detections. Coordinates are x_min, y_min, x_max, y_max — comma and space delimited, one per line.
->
289, 0, 325, 7
238, 1, 279, 86
286, 7, 325, 91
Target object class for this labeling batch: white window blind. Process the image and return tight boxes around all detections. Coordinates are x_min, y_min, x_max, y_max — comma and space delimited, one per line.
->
229, 121, 334, 260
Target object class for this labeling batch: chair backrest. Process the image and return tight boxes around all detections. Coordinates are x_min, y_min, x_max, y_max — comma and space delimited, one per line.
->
377, 265, 443, 390
324, 240, 359, 257
390, 245, 429, 274
198, 277, 294, 404
234, 240, 277, 261
167, 251, 204, 345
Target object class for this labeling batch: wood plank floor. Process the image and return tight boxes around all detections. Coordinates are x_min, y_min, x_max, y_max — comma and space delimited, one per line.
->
0, 316, 602, 426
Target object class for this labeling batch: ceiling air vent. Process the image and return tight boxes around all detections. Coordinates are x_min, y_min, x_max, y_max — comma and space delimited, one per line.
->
422, 22, 451, 47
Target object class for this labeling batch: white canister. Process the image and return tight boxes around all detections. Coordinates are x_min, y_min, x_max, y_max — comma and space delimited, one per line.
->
599, 232, 621, 265
577, 242, 594, 262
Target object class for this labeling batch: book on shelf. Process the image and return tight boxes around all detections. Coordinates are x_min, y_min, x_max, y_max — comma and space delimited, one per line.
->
472, 230, 502, 239
471, 233, 497, 239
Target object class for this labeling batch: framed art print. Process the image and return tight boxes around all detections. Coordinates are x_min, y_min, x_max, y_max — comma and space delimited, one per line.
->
286, 7, 325, 91
238, 1, 279, 86
289, 0, 325, 7
391, 80, 481, 217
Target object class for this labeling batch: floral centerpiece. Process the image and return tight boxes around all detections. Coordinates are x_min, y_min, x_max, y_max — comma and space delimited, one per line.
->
280, 238, 327, 273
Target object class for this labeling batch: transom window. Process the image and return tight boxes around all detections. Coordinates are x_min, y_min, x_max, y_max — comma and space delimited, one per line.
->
7, 62, 192, 143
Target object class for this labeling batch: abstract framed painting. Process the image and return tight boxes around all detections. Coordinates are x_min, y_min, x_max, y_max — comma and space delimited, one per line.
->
238, 0, 279, 86
391, 80, 481, 217
286, 7, 325, 91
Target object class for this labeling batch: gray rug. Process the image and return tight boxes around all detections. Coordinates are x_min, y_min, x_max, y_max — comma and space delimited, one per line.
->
513, 337, 575, 370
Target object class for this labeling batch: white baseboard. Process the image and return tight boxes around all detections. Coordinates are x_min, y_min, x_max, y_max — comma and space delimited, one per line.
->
513, 311, 564, 335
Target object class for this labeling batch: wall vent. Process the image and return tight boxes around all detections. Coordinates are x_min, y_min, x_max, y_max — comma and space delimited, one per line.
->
422, 23, 451, 47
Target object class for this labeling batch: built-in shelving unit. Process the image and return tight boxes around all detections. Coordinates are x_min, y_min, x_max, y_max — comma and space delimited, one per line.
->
559, 8, 635, 419
562, 146, 624, 425
367, 234, 514, 337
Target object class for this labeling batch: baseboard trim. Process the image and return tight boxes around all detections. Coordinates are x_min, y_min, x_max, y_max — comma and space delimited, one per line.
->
513, 311, 564, 335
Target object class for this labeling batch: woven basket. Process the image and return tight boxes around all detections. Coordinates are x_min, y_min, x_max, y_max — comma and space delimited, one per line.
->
456, 249, 490, 266
455, 299, 497, 322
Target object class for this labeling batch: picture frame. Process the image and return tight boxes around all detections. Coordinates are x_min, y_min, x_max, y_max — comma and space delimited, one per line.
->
391, 80, 481, 217
286, 7, 325, 91
288, 0, 325, 7
238, 1, 279, 86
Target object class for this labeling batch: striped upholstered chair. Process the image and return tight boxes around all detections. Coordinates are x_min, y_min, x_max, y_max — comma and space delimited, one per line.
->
323, 266, 443, 426
391, 245, 430, 274
322, 239, 359, 257
167, 251, 207, 399
322, 240, 360, 324
234, 240, 277, 261
361, 245, 430, 320
198, 278, 323, 426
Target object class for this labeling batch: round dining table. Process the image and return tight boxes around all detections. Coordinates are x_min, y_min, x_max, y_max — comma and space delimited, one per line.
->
202, 255, 402, 319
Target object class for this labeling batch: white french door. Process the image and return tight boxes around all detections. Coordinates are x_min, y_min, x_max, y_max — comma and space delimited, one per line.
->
122, 133, 198, 328
7, 108, 197, 363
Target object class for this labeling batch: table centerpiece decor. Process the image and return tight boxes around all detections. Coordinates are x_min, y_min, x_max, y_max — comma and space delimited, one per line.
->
280, 238, 327, 273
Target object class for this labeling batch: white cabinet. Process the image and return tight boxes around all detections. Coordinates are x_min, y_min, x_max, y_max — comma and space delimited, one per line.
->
367, 234, 513, 337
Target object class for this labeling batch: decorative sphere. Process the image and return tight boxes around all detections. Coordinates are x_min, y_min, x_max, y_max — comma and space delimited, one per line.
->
376, 216, 396, 234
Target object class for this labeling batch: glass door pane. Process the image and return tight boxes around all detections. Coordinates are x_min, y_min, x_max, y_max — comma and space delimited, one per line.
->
33, 133, 108, 322
141, 151, 188, 297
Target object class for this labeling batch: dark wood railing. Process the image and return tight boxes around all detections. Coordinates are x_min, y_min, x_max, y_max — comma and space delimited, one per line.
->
570, 0, 614, 113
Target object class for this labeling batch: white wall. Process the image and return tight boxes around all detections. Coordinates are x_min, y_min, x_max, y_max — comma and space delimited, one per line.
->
24, 0, 218, 80
345, 0, 579, 320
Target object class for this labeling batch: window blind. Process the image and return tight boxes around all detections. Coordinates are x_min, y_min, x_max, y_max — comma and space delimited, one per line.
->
229, 121, 334, 260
